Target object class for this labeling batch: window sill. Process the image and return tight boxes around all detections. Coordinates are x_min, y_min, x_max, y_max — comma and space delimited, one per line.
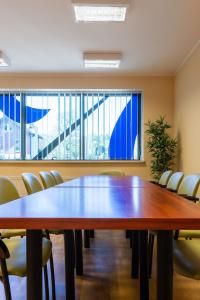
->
0, 160, 146, 164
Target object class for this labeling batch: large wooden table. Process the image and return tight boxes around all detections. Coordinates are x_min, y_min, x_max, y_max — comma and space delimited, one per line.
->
1, 175, 200, 300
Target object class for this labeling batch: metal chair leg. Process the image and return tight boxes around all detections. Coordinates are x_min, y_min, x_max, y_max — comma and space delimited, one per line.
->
44, 265, 49, 300
174, 230, 179, 240
84, 230, 90, 248
131, 230, 139, 278
90, 230, 95, 238
0, 259, 12, 300
64, 230, 75, 300
126, 230, 131, 239
75, 230, 83, 276
45, 230, 56, 300
49, 253, 56, 300
139, 230, 149, 300
148, 233, 154, 277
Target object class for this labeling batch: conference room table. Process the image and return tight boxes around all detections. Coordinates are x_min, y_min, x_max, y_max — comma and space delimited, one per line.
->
1, 175, 200, 300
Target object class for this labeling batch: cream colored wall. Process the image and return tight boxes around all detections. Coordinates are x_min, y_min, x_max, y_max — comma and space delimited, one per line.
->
0, 74, 174, 195
175, 44, 200, 173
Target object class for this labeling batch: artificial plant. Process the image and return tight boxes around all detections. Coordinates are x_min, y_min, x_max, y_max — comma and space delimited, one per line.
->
145, 116, 177, 181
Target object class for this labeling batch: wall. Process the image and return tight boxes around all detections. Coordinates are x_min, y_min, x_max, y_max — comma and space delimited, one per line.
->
0, 74, 174, 194
175, 44, 200, 173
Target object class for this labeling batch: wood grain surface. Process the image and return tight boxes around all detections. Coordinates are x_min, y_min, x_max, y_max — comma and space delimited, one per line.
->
0, 176, 200, 230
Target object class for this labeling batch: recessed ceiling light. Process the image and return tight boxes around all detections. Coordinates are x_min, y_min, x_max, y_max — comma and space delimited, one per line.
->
0, 51, 10, 67
72, 0, 129, 22
83, 52, 122, 68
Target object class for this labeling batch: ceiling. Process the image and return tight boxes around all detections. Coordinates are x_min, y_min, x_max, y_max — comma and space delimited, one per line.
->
0, 0, 200, 74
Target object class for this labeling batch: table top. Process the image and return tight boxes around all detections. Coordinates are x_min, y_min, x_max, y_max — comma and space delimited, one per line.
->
0, 176, 200, 230
55, 175, 152, 188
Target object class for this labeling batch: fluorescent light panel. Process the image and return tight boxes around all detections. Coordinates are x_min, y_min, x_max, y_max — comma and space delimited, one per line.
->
72, 0, 129, 22
84, 52, 122, 68
0, 51, 10, 67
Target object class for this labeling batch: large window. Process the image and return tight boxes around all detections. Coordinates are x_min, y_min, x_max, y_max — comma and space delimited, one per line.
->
0, 91, 142, 161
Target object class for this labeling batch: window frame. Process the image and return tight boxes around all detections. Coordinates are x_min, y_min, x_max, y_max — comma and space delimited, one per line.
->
0, 90, 143, 162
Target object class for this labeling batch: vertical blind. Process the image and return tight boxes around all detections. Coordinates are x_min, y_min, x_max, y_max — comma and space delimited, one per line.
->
0, 91, 142, 160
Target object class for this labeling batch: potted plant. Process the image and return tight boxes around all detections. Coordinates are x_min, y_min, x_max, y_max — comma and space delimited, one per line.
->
145, 116, 177, 182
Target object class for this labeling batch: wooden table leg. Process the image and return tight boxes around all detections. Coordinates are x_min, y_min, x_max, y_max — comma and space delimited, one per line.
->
64, 230, 75, 300
75, 230, 83, 276
131, 230, 139, 278
157, 230, 173, 300
27, 230, 42, 300
139, 230, 149, 300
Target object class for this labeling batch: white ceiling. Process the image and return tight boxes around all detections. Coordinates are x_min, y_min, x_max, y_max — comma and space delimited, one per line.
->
0, 0, 200, 74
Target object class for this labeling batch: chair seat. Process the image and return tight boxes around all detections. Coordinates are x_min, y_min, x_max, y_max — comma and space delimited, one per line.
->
178, 230, 200, 239
0, 237, 52, 277
0, 229, 26, 239
174, 240, 200, 279
0, 228, 63, 238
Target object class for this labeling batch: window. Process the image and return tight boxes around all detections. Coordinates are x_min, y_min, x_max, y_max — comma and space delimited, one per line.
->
0, 91, 142, 161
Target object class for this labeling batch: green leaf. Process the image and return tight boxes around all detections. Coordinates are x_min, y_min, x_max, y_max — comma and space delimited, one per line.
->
145, 116, 177, 180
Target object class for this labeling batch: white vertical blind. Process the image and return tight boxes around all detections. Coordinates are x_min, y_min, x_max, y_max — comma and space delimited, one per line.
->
0, 91, 141, 161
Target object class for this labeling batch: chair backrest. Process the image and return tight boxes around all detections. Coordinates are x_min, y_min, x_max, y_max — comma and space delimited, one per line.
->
166, 172, 184, 192
50, 170, 64, 184
0, 176, 20, 204
178, 174, 200, 197
158, 170, 173, 186
99, 170, 125, 176
22, 173, 43, 195
39, 171, 56, 189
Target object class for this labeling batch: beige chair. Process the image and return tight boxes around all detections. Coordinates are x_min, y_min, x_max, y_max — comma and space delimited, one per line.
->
175, 174, 200, 239
174, 240, 200, 281
22, 173, 57, 299
166, 172, 184, 192
50, 170, 64, 184
149, 174, 200, 276
158, 170, 173, 187
99, 170, 125, 176
0, 176, 53, 300
177, 174, 200, 199
39, 171, 56, 189
0, 177, 26, 239
22, 172, 43, 194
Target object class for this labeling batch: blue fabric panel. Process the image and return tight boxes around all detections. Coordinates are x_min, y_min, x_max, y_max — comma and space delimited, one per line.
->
108, 94, 138, 160
0, 94, 50, 124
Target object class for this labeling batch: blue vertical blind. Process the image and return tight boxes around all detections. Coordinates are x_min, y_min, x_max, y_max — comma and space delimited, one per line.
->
0, 91, 142, 160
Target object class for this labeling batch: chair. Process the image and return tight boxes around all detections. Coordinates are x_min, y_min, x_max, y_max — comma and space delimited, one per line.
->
39, 171, 56, 189
36, 172, 82, 274
50, 170, 64, 184
177, 174, 200, 199
22, 172, 43, 194
175, 174, 200, 240
22, 173, 57, 299
174, 240, 200, 280
0, 177, 26, 239
99, 170, 125, 176
148, 174, 200, 276
166, 172, 184, 192
158, 170, 173, 187
22, 174, 60, 238
0, 176, 53, 300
